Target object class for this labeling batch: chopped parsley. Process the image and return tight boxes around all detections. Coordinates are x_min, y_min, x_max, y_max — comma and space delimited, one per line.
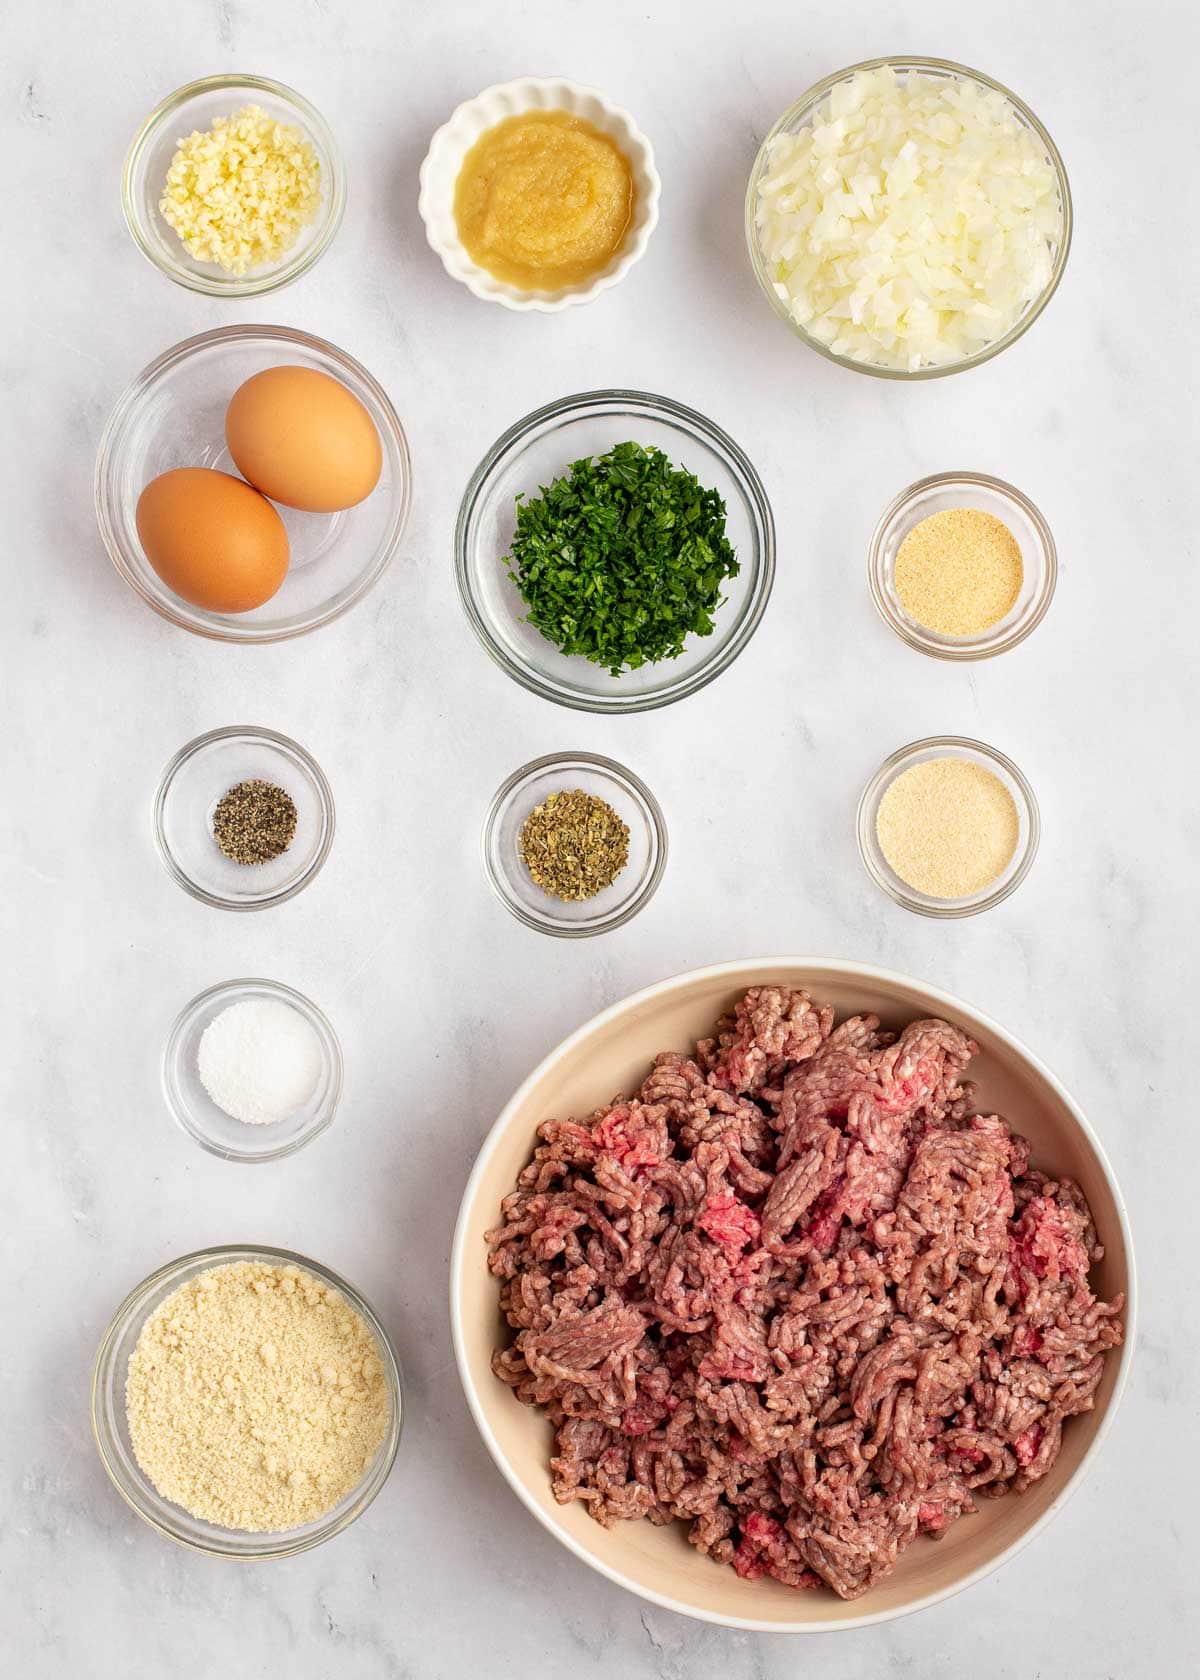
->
505, 441, 740, 675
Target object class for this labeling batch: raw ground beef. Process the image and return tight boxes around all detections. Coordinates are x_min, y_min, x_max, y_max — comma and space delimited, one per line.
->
485, 987, 1125, 1601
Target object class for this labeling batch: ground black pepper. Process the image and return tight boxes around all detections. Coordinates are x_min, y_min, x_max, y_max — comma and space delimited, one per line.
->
212, 780, 297, 866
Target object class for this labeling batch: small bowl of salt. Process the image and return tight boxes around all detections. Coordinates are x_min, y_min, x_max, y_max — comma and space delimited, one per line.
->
163, 978, 342, 1162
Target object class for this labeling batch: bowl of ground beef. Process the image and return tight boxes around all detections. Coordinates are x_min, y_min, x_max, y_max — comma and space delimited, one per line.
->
451, 959, 1134, 1631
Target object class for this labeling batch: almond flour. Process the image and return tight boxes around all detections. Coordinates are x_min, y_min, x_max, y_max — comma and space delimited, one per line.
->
125, 1260, 389, 1532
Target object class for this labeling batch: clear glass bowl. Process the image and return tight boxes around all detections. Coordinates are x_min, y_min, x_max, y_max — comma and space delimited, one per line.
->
95, 324, 411, 642
163, 978, 343, 1162
483, 752, 667, 937
456, 389, 775, 712
746, 58, 1072, 379
857, 736, 1040, 917
122, 74, 346, 297
155, 726, 334, 910
868, 472, 1057, 659
91, 1244, 402, 1556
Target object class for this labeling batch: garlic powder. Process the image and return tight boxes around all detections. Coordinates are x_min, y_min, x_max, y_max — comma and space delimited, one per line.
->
894, 507, 1024, 637
159, 104, 322, 275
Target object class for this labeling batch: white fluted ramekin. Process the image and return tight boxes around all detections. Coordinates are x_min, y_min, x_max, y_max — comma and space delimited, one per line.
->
418, 77, 660, 312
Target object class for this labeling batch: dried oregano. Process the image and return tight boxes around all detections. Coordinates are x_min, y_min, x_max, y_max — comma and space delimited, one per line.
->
518, 789, 630, 901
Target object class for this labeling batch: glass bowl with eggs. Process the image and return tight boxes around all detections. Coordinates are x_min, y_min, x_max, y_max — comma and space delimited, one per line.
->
95, 325, 411, 641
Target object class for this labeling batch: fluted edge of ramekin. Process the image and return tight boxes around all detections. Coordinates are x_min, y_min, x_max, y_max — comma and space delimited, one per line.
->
418, 77, 661, 313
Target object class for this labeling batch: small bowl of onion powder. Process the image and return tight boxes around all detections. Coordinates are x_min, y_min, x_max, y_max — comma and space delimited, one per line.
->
869, 472, 1057, 659
163, 977, 342, 1161
857, 736, 1039, 917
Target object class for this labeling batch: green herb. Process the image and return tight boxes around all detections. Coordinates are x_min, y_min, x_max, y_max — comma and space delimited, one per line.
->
212, 780, 297, 866
518, 788, 630, 901
505, 441, 740, 675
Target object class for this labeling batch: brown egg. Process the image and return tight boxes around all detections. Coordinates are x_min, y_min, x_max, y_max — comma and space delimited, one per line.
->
225, 366, 383, 514
136, 468, 290, 613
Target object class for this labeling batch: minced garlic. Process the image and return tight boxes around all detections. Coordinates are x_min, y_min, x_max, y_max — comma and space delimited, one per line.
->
159, 104, 321, 275
126, 1261, 389, 1532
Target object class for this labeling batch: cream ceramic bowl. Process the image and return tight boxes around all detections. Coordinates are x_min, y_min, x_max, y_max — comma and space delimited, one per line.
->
418, 77, 660, 311
451, 958, 1135, 1632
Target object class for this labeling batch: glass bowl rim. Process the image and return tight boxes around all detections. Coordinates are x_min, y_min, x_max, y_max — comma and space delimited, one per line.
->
744, 56, 1073, 380
91, 1242, 402, 1557
162, 976, 344, 1162
482, 749, 669, 937
856, 734, 1041, 917
153, 724, 336, 910
455, 386, 776, 713
867, 470, 1058, 660
121, 72, 347, 298
94, 322, 412, 643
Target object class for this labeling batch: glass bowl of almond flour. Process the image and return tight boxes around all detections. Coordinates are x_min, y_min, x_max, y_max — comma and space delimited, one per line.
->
91, 1245, 402, 1556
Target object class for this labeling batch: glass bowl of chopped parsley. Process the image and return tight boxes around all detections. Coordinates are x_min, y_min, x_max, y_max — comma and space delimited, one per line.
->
456, 390, 775, 712
483, 752, 667, 936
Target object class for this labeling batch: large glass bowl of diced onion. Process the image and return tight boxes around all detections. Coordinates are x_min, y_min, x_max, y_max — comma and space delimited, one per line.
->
745, 57, 1072, 379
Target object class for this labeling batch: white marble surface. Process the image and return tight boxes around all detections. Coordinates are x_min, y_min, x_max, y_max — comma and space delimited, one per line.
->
5, 1, 1199, 1674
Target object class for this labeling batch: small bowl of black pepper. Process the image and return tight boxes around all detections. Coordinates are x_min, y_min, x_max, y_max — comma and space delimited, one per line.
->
483, 751, 667, 937
154, 726, 334, 911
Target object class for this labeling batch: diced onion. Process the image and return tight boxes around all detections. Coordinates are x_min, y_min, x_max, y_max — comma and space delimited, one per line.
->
754, 66, 1063, 370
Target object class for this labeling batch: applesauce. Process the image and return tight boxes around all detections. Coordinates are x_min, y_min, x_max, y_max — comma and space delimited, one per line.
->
453, 110, 634, 290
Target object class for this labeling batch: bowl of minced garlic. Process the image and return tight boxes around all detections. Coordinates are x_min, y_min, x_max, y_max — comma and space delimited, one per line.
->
858, 737, 1040, 917
869, 471, 1056, 659
92, 1248, 401, 1555
123, 75, 346, 296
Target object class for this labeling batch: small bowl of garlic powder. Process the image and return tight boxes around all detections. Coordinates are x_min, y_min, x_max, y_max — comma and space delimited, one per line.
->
857, 736, 1040, 917
868, 471, 1057, 659
162, 977, 342, 1161
123, 74, 346, 296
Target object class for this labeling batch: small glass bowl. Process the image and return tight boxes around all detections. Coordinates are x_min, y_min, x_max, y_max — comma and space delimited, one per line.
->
457, 389, 775, 712
163, 978, 343, 1162
483, 752, 667, 937
95, 324, 411, 642
122, 74, 346, 296
91, 1244, 402, 1557
746, 58, 1072, 379
857, 736, 1040, 918
155, 726, 334, 910
868, 472, 1057, 659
